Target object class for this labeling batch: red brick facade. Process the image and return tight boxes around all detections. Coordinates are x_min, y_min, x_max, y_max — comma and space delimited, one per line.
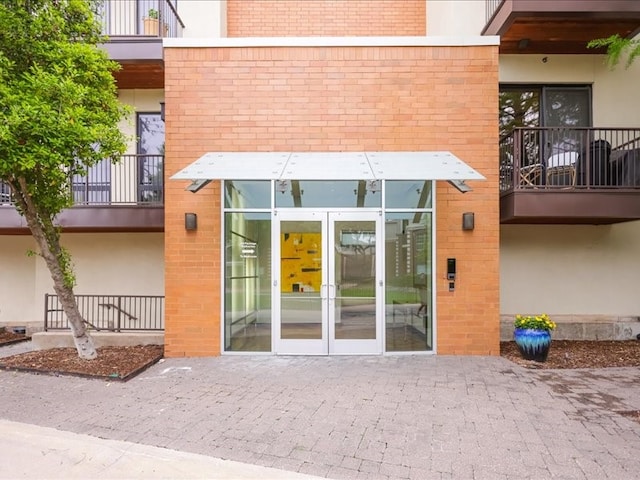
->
227, 0, 426, 37
163, 42, 499, 357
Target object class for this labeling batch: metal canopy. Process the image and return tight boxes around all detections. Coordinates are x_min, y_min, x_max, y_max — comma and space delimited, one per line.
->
171, 151, 485, 182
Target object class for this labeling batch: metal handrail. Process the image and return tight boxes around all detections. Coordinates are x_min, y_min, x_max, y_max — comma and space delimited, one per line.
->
499, 127, 640, 192
1, 154, 164, 207
44, 294, 165, 332
99, 0, 184, 38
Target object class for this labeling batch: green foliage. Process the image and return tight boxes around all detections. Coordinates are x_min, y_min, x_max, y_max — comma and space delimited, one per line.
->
514, 314, 557, 332
0, 0, 129, 288
588, 34, 640, 69
147, 8, 159, 19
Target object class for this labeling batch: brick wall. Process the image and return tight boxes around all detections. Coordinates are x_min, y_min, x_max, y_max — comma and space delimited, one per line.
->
227, 0, 426, 37
164, 44, 499, 357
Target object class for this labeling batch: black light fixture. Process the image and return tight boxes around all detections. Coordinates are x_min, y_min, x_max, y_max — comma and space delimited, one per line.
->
462, 212, 475, 231
160, 101, 165, 122
185, 212, 197, 231
518, 38, 530, 50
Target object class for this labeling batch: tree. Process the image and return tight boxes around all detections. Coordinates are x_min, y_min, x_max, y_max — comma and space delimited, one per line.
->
588, 34, 640, 68
0, 0, 129, 359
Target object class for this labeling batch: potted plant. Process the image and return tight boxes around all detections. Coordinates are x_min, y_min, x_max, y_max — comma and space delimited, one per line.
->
513, 313, 557, 362
143, 8, 168, 36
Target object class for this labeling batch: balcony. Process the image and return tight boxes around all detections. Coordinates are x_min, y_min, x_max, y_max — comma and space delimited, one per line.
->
500, 128, 640, 224
0, 155, 164, 234
483, 0, 640, 54
99, 0, 185, 89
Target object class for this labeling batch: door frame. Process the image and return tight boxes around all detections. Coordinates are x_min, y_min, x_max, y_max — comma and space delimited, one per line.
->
273, 209, 383, 355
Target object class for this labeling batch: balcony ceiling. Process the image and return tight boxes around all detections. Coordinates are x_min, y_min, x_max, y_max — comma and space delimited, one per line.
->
113, 62, 164, 89
101, 39, 164, 89
483, 0, 640, 54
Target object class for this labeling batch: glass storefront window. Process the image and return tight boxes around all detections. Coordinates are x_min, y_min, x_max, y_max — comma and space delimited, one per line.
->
224, 181, 271, 209
275, 180, 381, 208
385, 181, 432, 209
224, 212, 272, 352
384, 211, 433, 352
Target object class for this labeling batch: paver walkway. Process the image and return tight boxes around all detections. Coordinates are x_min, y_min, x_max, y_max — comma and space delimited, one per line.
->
1, 342, 640, 479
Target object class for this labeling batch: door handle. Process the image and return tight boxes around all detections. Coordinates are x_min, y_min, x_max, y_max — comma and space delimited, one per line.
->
321, 284, 327, 300
328, 284, 336, 300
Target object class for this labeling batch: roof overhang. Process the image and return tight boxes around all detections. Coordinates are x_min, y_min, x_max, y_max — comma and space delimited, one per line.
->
171, 152, 485, 191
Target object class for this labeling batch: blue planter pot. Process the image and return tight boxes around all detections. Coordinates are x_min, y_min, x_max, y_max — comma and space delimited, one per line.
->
513, 328, 551, 362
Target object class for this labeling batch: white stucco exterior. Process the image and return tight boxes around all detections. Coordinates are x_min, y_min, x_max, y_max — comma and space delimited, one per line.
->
426, 0, 485, 36
177, 0, 226, 38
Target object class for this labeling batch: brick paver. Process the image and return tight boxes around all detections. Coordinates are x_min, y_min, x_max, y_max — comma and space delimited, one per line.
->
1, 344, 639, 480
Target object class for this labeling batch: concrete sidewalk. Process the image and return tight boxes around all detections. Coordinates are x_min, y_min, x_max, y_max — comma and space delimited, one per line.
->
0, 419, 323, 480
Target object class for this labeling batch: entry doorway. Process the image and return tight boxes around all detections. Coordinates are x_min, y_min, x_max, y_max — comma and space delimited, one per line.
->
274, 210, 383, 355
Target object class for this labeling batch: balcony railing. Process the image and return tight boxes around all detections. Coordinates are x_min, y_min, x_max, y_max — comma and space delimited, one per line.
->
0, 154, 163, 207
45, 294, 164, 332
99, 0, 184, 38
500, 128, 640, 193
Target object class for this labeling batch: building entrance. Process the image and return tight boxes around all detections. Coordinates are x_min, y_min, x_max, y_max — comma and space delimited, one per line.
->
274, 210, 383, 355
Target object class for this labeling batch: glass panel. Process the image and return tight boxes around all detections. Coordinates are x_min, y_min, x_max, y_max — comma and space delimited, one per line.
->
385, 212, 433, 352
499, 88, 540, 137
543, 87, 590, 128
334, 220, 376, 340
137, 113, 164, 203
280, 221, 323, 339
275, 181, 381, 208
224, 212, 272, 352
224, 181, 271, 209
542, 87, 591, 181
385, 181, 432, 209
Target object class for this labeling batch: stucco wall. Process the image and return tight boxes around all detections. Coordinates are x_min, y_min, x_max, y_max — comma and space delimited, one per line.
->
426, 0, 485, 36
501, 222, 640, 316
0, 233, 164, 330
164, 42, 499, 357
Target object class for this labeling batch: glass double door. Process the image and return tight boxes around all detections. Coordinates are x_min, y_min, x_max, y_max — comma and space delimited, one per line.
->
274, 210, 383, 355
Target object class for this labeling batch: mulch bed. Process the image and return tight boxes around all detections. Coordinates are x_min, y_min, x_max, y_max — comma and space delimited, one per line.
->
0, 328, 29, 347
0, 344, 163, 381
500, 340, 640, 369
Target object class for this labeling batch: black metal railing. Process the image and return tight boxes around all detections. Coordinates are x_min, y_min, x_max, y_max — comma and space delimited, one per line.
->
0, 154, 163, 207
44, 294, 165, 332
99, 0, 185, 38
499, 128, 640, 193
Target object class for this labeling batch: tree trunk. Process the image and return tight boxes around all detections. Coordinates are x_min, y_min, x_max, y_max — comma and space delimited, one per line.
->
12, 178, 97, 359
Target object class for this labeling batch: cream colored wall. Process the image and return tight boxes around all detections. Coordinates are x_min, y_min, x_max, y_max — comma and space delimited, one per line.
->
501, 222, 640, 316
0, 233, 164, 327
500, 54, 640, 126
0, 236, 38, 325
426, 0, 484, 36
177, 0, 226, 38
118, 89, 165, 153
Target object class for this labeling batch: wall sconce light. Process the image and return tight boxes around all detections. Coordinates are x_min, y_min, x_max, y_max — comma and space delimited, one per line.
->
185, 212, 197, 231
160, 101, 165, 122
462, 212, 475, 231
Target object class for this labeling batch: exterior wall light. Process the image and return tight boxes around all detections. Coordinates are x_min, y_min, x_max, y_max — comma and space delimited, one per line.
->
462, 212, 475, 231
185, 212, 197, 231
